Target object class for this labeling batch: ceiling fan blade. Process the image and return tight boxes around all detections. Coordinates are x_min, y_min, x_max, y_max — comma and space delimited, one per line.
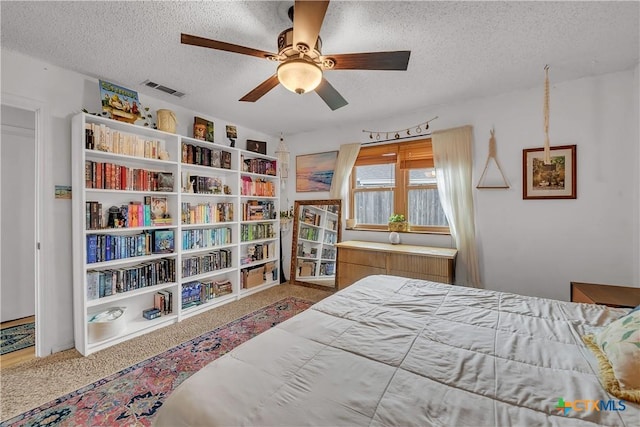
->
315, 78, 348, 110
181, 33, 276, 59
293, 0, 329, 51
239, 75, 280, 102
327, 51, 411, 70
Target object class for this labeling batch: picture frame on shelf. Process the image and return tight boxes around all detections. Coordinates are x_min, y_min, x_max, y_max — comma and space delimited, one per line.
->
296, 151, 338, 192
523, 144, 577, 199
99, 80, 142, 124
226, 125, 238, 139
193, 116, 214, 142
246, 139, 267, 155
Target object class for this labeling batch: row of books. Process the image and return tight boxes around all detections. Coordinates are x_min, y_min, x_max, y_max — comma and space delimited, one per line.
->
326, 218, 338, 231
181, 249, 233, 278
154, 290, 173, 315
322, 247, 336, 260
86, 197, 171, 230
240, 176, 275, 197
183, 173, 226, 194
241, 156, 277, 176
241, 200, 276, 221
181, 279, 233, 310
85, 160, 174, 192
323, 232, 337, 245
86, 229, 175, 264
240, 223, 276, 242
299, 226, 319, 241
319, 261, 335, 276
301, 208, 321, 226
241, 241, 276, 265
182, 143, 231, 169
86, 258, 176, 300
181, 202, 234, 224
85, 123, 167, 160
182, 227, 232, 250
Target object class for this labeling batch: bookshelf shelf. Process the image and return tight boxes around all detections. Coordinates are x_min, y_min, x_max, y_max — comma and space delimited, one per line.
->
72, 112, 280, 356
87, 282, 178, 308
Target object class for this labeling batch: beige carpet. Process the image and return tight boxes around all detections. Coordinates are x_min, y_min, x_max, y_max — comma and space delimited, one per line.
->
0, 283, 332, 421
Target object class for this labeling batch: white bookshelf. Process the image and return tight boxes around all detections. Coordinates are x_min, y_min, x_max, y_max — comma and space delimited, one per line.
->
72, 113, 279, 355
294, 204, 338, 281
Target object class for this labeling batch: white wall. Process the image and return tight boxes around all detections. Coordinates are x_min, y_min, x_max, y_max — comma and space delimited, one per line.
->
1, 49, 276, 354
1, 106, 36, 322
2, 47, 638, 353
283, 68, 640, 301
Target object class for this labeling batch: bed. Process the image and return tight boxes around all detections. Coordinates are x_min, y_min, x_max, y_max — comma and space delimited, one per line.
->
155, 275, 639, 426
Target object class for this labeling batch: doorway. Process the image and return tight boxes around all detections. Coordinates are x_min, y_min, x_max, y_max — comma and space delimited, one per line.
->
1, 99, 42, 362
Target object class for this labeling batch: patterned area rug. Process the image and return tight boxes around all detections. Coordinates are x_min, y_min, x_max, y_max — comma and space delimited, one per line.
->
0, 322, 35, 356
1, 297, 313, 426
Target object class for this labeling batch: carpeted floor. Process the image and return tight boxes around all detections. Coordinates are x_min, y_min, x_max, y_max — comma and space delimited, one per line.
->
0, 283, 332, 421
2, 297, 313, 426
0, 323, 35, 356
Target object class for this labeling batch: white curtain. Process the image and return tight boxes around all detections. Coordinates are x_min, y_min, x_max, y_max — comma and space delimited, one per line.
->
329, 143, 361, 199
432, 125, 482, 287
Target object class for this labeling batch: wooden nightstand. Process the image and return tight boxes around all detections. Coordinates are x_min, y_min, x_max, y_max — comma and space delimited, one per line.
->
570, 282, 640, 308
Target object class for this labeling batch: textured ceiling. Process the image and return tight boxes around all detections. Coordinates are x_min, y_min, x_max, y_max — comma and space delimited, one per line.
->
1, 1, 638, 135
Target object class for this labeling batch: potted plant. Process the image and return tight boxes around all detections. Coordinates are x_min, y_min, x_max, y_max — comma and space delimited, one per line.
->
388, 214, 409, 232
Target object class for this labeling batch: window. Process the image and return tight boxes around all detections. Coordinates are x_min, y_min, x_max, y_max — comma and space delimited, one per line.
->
350, 139, 449, 233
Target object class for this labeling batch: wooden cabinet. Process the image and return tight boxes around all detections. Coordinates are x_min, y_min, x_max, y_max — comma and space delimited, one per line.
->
335, 241, 457, 290
570, 282, 640, 308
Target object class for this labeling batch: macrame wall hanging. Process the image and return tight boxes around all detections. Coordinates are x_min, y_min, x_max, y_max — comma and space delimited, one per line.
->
476, 129, 510, 189
543, 65, 552, 164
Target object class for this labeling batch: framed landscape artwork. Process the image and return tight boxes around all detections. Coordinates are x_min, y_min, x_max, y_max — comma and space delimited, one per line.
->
523, 144, 576, 199
296, 151, 338, 192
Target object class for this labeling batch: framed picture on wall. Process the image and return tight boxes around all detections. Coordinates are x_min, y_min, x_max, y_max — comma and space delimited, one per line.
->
523, 144, 576, 199
296, 151, 338, 192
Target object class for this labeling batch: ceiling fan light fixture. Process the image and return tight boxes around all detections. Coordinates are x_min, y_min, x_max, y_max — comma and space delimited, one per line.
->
277, 58, 322, 94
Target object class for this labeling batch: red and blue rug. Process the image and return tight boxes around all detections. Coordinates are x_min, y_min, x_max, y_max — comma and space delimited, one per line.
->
1, 297, 313, 426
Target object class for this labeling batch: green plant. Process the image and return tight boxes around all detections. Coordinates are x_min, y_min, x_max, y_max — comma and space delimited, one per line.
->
388, 214, 406, 223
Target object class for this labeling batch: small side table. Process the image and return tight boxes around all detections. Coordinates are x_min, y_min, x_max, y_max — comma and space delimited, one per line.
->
570, 282, 640, 308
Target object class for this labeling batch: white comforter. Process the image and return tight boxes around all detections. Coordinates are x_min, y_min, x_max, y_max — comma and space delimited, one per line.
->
155, 275, 639, 426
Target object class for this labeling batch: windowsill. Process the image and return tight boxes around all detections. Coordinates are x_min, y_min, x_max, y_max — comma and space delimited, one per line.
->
346, 226, 451, 236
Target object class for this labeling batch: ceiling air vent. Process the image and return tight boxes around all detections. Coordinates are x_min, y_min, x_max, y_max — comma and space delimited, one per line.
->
141, 80, 186, 98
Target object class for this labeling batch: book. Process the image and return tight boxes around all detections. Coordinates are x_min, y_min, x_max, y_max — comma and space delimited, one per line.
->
221, 151, 232, 169
211, 149, 221, 168
150, 197, 168, 220
194, 117, 207, 141
153, 229, 175, 254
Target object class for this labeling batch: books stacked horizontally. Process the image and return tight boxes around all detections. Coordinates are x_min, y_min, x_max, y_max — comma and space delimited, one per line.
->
181, 279, 233, 310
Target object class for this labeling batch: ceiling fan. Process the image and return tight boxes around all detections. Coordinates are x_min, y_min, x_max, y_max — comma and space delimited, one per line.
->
181, 0, 411, 110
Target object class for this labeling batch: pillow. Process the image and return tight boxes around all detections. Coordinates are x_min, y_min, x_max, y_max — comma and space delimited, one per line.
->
583, 309, 640, 403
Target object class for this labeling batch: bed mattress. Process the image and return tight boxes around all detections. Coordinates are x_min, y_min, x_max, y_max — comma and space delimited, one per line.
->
155, 275, 639, 426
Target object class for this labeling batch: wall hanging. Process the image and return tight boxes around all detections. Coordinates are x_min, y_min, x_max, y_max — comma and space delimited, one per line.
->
476, 129, 509, 189
523, 145, 576, 199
